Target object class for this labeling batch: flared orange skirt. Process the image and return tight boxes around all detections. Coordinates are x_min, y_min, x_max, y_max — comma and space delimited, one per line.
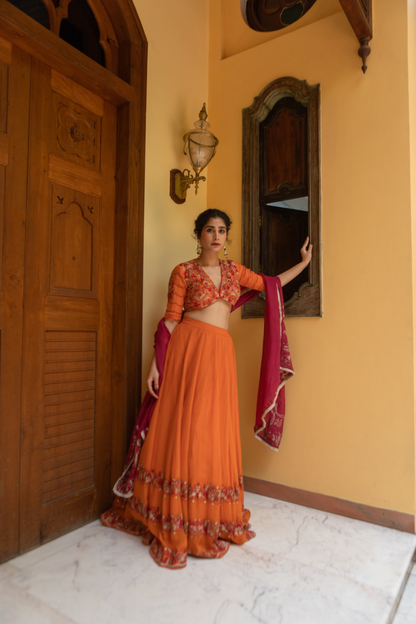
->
101, 317, 255, 569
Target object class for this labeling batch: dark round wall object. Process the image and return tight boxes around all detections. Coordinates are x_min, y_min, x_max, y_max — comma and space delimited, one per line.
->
242, 0, 318, 32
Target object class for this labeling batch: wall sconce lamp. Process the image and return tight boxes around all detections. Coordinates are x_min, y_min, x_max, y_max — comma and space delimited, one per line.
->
170, 103, 219, 204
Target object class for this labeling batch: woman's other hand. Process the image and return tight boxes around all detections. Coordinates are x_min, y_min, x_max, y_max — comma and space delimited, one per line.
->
147, 352, 160, 399
300, 236, 313, 266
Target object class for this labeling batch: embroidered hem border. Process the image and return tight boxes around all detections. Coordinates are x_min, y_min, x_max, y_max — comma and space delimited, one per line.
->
101, 505, 255, 570
149, 538, 230, 569
137, 464, 244, 504
128, 496, 254, 540
101, 500, 256, 540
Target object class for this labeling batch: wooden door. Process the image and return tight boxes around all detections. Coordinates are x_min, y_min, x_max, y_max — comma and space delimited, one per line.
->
0, 0, 147, 564
20, 59, 116, 551
0, 38, 117, 555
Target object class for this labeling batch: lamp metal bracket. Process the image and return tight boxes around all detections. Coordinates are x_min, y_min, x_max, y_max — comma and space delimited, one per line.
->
170, 169, 206, 204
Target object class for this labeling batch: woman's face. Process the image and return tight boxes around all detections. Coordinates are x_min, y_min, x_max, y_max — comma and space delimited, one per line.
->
199, 218, 227, 253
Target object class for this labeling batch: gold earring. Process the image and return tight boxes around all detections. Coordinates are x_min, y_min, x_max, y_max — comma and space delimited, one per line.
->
223, 244, 228, 258
196, 240, 202, 255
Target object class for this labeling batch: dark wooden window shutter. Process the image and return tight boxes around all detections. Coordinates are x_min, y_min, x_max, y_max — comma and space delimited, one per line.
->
242, 77, 321, 318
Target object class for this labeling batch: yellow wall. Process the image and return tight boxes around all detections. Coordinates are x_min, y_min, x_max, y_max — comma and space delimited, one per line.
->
132, 0, 209, 390
132, 0, 416, 519
209, 0, 416, 515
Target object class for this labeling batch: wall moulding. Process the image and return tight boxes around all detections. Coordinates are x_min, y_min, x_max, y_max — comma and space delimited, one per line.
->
244, 476, 415, 534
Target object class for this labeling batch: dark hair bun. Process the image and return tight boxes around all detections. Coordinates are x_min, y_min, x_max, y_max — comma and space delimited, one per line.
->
194, 209, 232, 239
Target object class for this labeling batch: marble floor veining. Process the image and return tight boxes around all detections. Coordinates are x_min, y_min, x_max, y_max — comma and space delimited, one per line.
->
0, 492, 415, 624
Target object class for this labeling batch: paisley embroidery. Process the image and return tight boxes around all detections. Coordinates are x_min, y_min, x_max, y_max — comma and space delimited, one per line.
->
181, 259, 241, 310
150, 538, 230, 569
101, 506, 148, 538
101, 498, 255, 540
165, 258, 265, 322
137, 464, 244, 504
129, 497, 254, 540
150, 540, 188, 569
192, 540, 231, 559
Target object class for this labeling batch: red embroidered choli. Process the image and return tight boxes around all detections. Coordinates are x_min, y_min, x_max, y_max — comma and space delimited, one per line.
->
165, 259, 265, 322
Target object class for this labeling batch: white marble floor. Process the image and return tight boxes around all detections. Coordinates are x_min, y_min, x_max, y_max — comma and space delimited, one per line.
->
1, 492, 415, 624
394, 563, 416, 624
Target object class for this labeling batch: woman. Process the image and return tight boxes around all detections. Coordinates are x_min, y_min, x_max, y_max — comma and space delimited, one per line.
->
101, 209, 312, 569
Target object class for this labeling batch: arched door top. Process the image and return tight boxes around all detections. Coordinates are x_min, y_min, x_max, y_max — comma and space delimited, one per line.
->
6, 0, 147, 78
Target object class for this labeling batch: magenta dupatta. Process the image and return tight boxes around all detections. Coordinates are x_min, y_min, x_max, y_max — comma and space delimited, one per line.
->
113, 276, 294, 498
251, 276, 294, 449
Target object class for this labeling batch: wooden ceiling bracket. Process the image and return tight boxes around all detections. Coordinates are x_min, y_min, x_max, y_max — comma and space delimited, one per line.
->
358, 36, 371, 74
241, 1, 373, 73
338, 0, 373, 74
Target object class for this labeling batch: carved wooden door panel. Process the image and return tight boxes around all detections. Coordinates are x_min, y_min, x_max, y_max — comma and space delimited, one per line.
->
19, 58, 116, 551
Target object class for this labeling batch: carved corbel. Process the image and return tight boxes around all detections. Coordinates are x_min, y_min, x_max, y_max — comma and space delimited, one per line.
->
338, 0, 373, 73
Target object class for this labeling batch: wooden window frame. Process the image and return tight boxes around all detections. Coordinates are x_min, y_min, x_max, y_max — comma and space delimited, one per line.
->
242, 76, 321, 318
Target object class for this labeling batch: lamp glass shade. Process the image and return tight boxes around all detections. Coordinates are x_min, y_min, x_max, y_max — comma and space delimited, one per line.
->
184, 132, 217, 172
183, 113, 219, 174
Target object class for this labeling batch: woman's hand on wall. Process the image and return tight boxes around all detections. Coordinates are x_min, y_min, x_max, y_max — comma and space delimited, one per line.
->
300, 236, 313, 266
278, 237, 313, 286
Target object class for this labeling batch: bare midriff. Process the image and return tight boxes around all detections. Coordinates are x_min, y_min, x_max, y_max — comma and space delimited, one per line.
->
183, 299, 231, 330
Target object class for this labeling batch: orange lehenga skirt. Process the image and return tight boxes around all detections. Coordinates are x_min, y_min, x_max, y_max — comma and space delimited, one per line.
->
101, 317, 255, 569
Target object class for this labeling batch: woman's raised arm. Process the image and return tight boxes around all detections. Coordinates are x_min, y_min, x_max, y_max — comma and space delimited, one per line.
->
278, 237, 313, 287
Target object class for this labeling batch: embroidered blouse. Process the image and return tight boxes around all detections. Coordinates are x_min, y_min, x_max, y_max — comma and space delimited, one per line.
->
164, 258, 265, 323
